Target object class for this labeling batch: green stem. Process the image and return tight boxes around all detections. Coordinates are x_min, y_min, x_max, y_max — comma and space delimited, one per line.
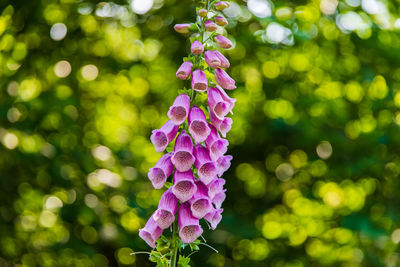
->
170, 220, 179, 267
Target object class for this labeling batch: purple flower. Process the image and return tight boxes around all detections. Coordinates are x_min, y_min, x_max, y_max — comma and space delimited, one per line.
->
172, 170, 197, 202
204, 208, 223, 230
153, 188, 178, 229
194, 144, 218, 185
198, 9, 208, 17
191, 40, 204, 55
209, 110, 232, 137
147, 152, 174, 189
178, 202, 203, 244
171, 130, 195, 172
139, 214, 163, 248
205, 20, 218, 31
188, 106, 211, 143
215, 86, 236, 113
215, 68, 236, 90
212, 189, 226, 209
214, 16, 228, 26
207, 178, 226, 200
191, 69, 208, 92
214, 1, 230, 11
204, 50, 221, 69
205, 124, 229, 161
214, 35, 232, 49
176, 61, 193, 80
213, 51, 230, 69
174, 23, 191, 34
208, 87, 232, 120
168, 94, 190, 125
217, 155, 232, 177
189, 180, 212, 219
150, 120, 179, 152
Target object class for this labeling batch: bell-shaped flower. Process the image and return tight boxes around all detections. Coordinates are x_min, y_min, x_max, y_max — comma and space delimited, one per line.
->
147, 152, 174, 189
212, 189, 226, 209
153, 188, 178, 229
189, 180, 212, 219
205, 20, 218, 31
215, 86, 236, 113
150, 120, 179, 152
214, 16, 228, 26
191, 69, 208, 92
168, 94, 190, 125
139, 214, 163, 248
174, 23, 191, 34
178, 202, 203, 244
214, 35, 232, 49
204, 50, 221, 69
215, 68, 236, 90
208, 87, 232, 120
217, 155, 232, 177
214, 1, 230, 11
209, 110, 232, 138
213, 51, 230, 69
176, 61, 193, 80
207, 178, 226, 200
172, 170, 197, 202
191, 40, 204, 55
194, 144, 218, 185
205, 124, 229, 161
188, 106, 211, 143
171, 130, 195, 172
204, 207, 223, 230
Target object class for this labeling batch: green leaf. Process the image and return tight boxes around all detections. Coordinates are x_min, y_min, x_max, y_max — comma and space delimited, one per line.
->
149, 251, 162, 262
189, 243, 199, 251
156, 257, 169, 267
177, 255, 191, 267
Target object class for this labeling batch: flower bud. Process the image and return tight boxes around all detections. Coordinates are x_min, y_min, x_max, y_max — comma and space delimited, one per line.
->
214, 16, 228, 26
174, 23, 191, 34
214, 35, 232, 49
205, 20, 218, 32
191, 40, 204, 55
198, 8, 208, 17
214, 1, 230, 11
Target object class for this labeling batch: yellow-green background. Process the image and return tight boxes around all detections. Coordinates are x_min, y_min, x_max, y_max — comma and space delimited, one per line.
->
1, 0, 400, 266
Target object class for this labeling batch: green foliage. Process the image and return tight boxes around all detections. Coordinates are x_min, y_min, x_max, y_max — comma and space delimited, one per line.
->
178, 255, 191, 267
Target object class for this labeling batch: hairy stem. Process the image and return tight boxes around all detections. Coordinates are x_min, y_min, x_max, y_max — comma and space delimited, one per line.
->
170, 220, 179, 267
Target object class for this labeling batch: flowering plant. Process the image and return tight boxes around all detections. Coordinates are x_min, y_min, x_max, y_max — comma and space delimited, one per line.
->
138, 1, 235, 266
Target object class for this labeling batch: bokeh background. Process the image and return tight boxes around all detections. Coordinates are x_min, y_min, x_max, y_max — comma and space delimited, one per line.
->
1, 0, 400, 266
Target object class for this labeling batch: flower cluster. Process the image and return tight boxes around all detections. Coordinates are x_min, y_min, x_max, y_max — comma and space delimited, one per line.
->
139, 1, 235, 249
